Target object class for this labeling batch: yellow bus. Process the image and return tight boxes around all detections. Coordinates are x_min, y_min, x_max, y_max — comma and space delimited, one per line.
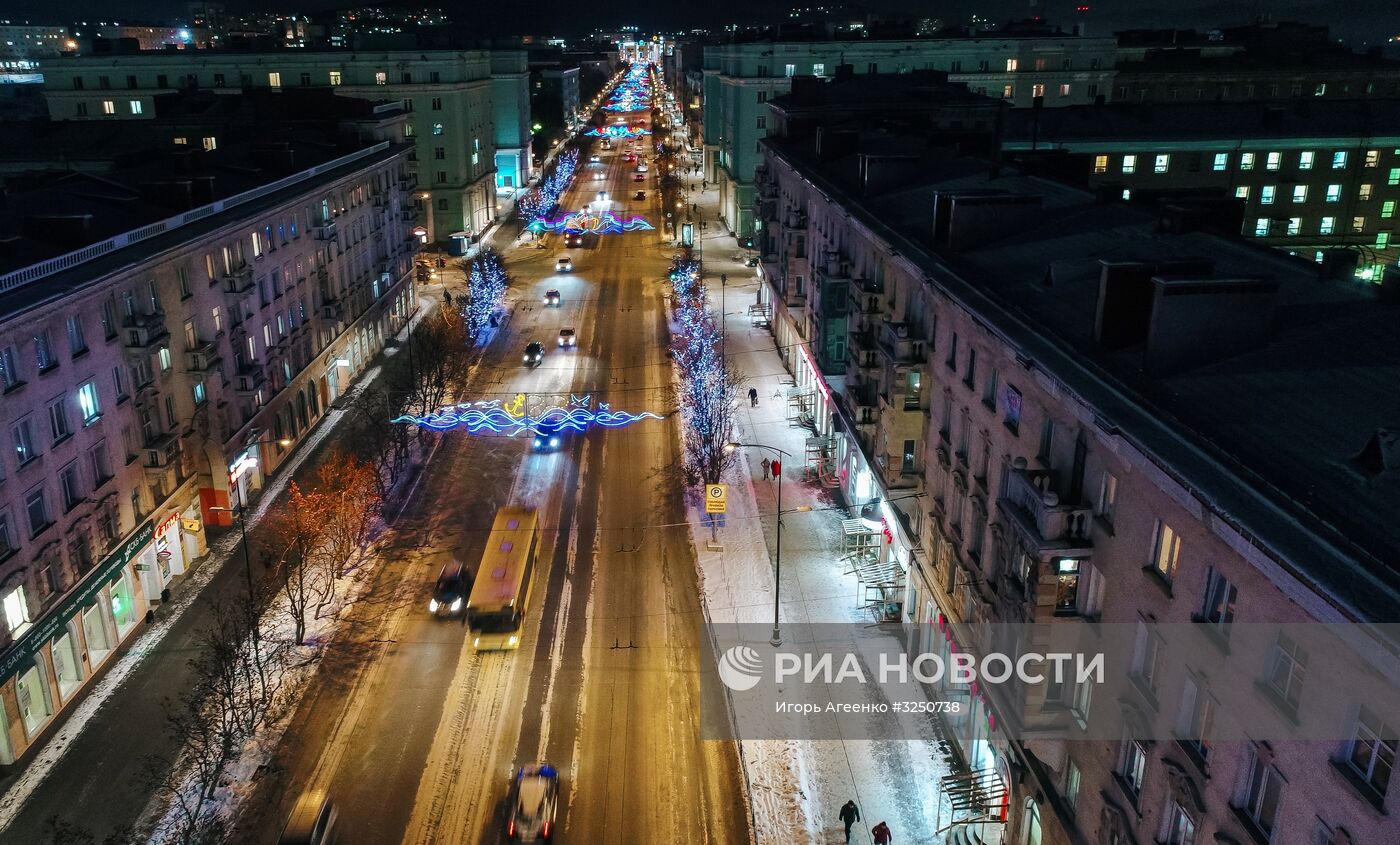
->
466, 506, 540, 650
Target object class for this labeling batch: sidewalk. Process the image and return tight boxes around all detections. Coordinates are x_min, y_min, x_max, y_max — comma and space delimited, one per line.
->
0, 288, 442, 840
685, 181, 953, 844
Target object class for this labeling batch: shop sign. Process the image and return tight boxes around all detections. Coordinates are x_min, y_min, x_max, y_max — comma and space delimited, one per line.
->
181, 518, 202, 533
0, 519, 154, 681
156, 511, 180, 538
228, 452, 259, 484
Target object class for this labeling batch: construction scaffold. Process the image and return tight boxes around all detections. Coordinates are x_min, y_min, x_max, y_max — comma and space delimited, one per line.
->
785, 386, 816, 431
802, 435, 838, 487
935, 768, 1008, 844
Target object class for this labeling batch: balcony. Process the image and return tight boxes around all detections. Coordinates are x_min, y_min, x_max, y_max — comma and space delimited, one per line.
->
844, 381, 879, 427
143, 437, 180, 475
877, 320, 925, 365
782, 209, 807, 231
321, 299, 346, 322
312, 220, 338, 241
997, 462, 1094, 557
222, 264, 254, 293
849, 332, 879, 375
233, 364, 266, 395
123, 313, 169, 350
185, 342, 222, 373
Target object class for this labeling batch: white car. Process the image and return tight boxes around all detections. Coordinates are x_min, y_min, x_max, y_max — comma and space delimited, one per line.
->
507, 763, 559, 842
589, 154, 601, 162
555, 256, 572, 272
557, 327, 576, 347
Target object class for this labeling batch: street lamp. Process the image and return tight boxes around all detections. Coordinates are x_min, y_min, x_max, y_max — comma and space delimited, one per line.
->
210, 434, 292, 618
725, 441, 808, 646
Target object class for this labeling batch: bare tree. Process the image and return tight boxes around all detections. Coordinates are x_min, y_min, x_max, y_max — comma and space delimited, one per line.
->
405, 310, 472, 416
347, 389, 410, 500
261, 483, 335, 646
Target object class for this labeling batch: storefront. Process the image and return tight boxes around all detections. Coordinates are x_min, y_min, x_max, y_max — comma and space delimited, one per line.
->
0, 520, 153, 764
139, 510, 190, 602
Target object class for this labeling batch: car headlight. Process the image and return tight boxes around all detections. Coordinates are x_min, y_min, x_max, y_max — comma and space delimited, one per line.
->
473, 637, 480, 648
450, 597, 462, 613
550, 437, 559, 446
429, 598, 439, 612
508, 635, 519, 646
523, 355, 530, 362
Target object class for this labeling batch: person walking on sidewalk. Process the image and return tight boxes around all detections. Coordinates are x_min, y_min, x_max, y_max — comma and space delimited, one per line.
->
770, 458, 781, 478
872, 821, 892, 844
838, 800, 861, 843
761, 457, 771, 480
748, 386, 758, 407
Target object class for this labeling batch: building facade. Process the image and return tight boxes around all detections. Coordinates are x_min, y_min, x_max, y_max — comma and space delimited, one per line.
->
0, 127, 417, 765
754, 121, 1400, 845
40, 49, 530, 242
704, 34, 1117, 234
490, 52, 533, 193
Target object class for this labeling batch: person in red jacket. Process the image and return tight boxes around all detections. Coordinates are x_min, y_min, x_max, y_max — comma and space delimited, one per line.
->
872, 820, 893, 844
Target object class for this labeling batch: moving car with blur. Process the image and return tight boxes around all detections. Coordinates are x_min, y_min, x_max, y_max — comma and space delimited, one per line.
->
523, 341, 544, 367
565, 232, 583, 248
278, 790, 337, 845
633, 190, 646, 200
588, 154, 600, 162
428, 561, 470, 617
506, 763, 559, 841
543, 289, 561, 307
633, 173, 645, 182
531, 423, 566, 453
557, 327, 576, 347
555, 255, 572, 272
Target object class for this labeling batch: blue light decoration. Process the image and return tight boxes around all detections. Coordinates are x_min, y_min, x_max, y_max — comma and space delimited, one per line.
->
665, 254, 737, 484
518, 148, 580, 226
533, 210, 655, 235
602, 63, 653, 112
459, 247, 508, 342
392, 393, 661, 435
585, 125, 651, 138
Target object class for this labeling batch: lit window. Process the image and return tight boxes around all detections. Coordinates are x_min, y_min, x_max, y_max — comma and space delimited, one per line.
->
1260, 185, 1275, 205
1378, 232, 1391, 249
1286, 217, 1301, 235
329, 70, 342, 85
2, 585, 29, 635
1353, 216, 1367, 232
432, 122, 444, 135
1093, 154, 1108, 174
1121, 188, 1131, 201
1364, 149, 1380, 168
101, 100, 115, 115
202, 136, 217, 151
173, 136, 186, 145
1002, 84, 1014, 99
1154, 154, 1170, 174
1265, 151, 1281, 171
1122, 154, 1137, 174
1389, 167, 1400, 186
193, 380, 206, 405
1320, 216, 1335, 235
1235, 186, 1250, 199
375, 71, 387, 85
811, 63, 825, 76
1292, 185, 1308, 203
268, 71, 281, 88
1359, 183, 1373, 200
1151, 521, 1180, 581
1058, 83, 1070, 96
784, 63, 795, 77
1212, 153, 1228, 171
77, 381, 101, 424
1332, 151, 1348, 169
1032, 83, 1045, 98
1240, 152, 1256, 170
1006, 58, 1019, 72
1314, 83, 1327, 97
1299, 151, 1314, 169
1326, 184, 1342, 202
129, 100, 142, 115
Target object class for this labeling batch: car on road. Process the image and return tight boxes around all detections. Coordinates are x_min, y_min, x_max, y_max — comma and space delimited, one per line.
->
531, 423, 566, 453
543, 289, 561, 306
557, 327, 576, 347
555, 255, 572, 272
278, 790, 337, 845
565, 232, 583, 248
633, 190, 646, 200
633, 173, 645, 182
588, 154, 601, 162
506, 763, 559, 841
428, 561, 470, 617
624, 153, 636, 162
636, 163, 648, 173
593, 171, 604, 180
523, 341, 544, 367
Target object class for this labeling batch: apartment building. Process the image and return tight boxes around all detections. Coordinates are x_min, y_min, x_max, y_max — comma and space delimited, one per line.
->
1001, 99, 1400, 280
490, 51, 533, 193
703, 31, 1116, 234
0, 99, 417, 764
754, 102, 1400, 845
40, 48, 531, 242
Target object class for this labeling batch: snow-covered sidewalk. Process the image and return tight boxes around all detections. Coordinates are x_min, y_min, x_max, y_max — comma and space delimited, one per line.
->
678, 178, 953, 845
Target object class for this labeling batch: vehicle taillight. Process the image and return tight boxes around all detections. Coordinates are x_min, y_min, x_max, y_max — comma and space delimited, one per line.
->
508, 818, 515, 835
542, 821, 551, 837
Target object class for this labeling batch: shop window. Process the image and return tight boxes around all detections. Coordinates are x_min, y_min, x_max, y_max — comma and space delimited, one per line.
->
3, 584, 30, 635
82, 602, 111, 664
17, 662, 53, 736
52, 625, 84, 700
110, 572, 137, 636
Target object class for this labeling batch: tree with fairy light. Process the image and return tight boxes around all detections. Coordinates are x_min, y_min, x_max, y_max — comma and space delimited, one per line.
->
459, 247, 509, 343
667, 255, 741, 485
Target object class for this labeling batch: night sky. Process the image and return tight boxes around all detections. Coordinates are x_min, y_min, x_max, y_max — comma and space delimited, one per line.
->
7, 0, 1399, 47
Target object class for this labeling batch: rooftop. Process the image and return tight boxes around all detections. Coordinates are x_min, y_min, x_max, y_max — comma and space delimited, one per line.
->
764, 130, 1400, 623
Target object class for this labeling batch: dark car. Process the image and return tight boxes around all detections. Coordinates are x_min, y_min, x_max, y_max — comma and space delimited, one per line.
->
532, 423, 566, 452
506, 763, 559, 841
633, 173, 645, 182
633, 190, 646, 200
428, 561, 470, 617
565, 232, 583, 248
523, 341, 544, 367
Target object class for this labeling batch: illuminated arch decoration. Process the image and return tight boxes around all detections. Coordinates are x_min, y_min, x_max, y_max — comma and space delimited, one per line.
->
532, 210, 655, 235
393, 394, 662, 435
585, 125, 651, 138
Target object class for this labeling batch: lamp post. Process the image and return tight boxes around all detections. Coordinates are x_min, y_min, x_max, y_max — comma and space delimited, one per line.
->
211, 435, 292, 620
725, 441, 805, 646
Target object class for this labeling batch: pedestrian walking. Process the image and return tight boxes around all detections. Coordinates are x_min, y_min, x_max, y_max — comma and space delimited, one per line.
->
443, 289, 453, 307
693, 203, 698, 214
770, 458, 781, 478
872, 821, 892, 844
838, 800, 861, 843
761, 457, 771, 480
748, 386, 758, 407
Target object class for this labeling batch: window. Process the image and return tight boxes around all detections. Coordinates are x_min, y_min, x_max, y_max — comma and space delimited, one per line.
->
2, 585, 28, 634
193, 379, 206, 406
158, 346, 171, 372
1119, 736, 1147, 797
0, 510, 13, 558
1265, 151, 1281, 171
1332, 151, 1348, 169
60, 463, 81, 511
1323, 183, 1341, 203
1235, 186, 1250, 200
267, 71, 282, 88
1199, 568, 1237, 631
1151, 521, 1180, 582
101, 100, 115, 115
1253, 217, 1271, 237
1321, 216, 1336, 235
1365, 149, 1380, 168
757, 90, 767, 103
1238, 749, 1283, 838
432, 122, 444, 136
1384, 200, 1397, 219
1164, 800, 1197, 845
1352, 216, 1366, 232
1093, 155, 1108, 174
299, 72, 311, 86
13, 418, 38, 464
34, 329, 55, 371
1299, 151, 1315, 169
982, 367, 997, 408
1002, 84, 1014, 100
129, 100, 143, 115
1054, 558, 1081, 613
25, 487, 50, 536
65, 315, 87, 357
784, 63, 795, 77
1265, 633, 1307, 712
1063, 760, 1080, 808
75, 380, 102, 424
202, 136, 216, 151
89, 440, 111, 486
329, 70, 341, 86
1390, 167, 1400, 186
375, 71, 387, 85
1154, 154, 1170, 174
1130, 619, 1163, 695
812, 63, 825, 76
430, 97, 442, 110
75, 103, 88, 117
1260, 185, 1276, 205
1212, 153, 1228, 171
1240, 152, 1256, 170
1097, 472, 1118, 524
1292, 185, 1308, 203
48, 398, 71, 443
1006, 58, 1019, 72
1346, 708, 1395, 797
1038, 417, 1056, 464
1032, 83, 1045, 99
1287, 217, 1302, 236
1179, 676, 1215, 762
1058, 83, 1070, 97
756, 116, 766, 129
1377, 232, 1390, 250
1003, 385, 1021, 434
